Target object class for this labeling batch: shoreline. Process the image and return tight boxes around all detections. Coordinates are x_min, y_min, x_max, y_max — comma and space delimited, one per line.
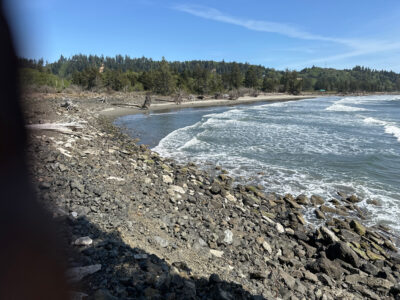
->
25, 93, 400, 299
99, 94, 318, 120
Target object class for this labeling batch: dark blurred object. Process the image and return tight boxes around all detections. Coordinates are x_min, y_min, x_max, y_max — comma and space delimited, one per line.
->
0, 2, 68, 299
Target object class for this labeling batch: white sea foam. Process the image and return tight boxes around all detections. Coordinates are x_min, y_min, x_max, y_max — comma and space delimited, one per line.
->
385, 125, 400, 142
179, 137, 202, 150
326, 104, 367, 112
364, 117, 400, 142
150, 95, 400, 234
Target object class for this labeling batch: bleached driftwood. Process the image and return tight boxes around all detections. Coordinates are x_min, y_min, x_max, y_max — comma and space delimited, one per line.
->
26, 122, 84, 135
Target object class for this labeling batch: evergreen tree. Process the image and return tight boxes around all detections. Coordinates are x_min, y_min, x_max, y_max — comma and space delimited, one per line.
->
153, 57, 175, 95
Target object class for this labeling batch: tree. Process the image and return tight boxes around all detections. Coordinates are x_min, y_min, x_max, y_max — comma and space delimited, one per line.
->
228, 63, 242, 89
153, 57, 175, 95
244, 66, 259, 89
262, 77, 276, 92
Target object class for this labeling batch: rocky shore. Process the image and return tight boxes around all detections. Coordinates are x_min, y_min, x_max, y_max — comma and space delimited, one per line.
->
25, 94, 400, 299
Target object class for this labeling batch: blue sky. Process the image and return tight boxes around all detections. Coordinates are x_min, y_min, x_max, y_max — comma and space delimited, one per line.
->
4, 0, 400, 71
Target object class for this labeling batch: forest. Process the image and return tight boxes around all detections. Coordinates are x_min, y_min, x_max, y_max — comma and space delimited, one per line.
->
19, 54, 400, 95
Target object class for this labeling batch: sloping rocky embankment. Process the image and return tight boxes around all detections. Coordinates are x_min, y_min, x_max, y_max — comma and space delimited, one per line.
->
26, 96, 400, 299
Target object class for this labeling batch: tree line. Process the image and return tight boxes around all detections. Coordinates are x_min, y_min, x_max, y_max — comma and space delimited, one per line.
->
19, 54, 400, 95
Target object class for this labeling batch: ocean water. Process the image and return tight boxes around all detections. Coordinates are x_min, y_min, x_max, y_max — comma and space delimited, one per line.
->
115, 95, 400, 233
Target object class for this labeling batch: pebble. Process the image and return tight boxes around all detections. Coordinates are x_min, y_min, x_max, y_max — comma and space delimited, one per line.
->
74, 236, 93, 246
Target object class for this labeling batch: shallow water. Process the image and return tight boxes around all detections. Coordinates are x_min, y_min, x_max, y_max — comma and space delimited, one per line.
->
115, 95, 400, 233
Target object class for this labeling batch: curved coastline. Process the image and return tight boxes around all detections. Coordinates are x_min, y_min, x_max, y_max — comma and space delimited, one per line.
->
27, 92, 400, 299
100, 94, 317, 120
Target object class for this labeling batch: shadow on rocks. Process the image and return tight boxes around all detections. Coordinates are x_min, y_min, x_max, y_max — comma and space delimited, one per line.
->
60, 214, 266, 300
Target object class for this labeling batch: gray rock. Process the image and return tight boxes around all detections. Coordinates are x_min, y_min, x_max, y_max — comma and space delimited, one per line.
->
70, 180, 85, 193
347, 195, 361, 203
89, 289, 118, 300
276, 223, 285, 234
74, 236, 93, 246
154, 236, 169, 248
279, 269, 296, 289
223, 229, 233, 244
303, 270, 319, 283
326, 241, 360, 268
320, 226, 340, 243
162, 175, 173, 184
133, 254, 148, 260
210, 249, 224, 258
310, 195, 324, 205
66, 264, 101, 282
262, 241, 272, 254
307, 257, 342, 280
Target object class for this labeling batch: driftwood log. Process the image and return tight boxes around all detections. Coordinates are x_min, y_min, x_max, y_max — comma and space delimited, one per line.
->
26, 122, 84, 135
141, 94, 152, 109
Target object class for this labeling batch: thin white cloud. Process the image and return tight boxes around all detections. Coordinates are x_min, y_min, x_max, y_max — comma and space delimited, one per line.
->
174, 5, 354, 46
174, 4, 400, 66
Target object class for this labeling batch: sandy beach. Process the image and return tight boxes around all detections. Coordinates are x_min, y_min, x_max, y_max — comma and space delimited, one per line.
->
99, 94, 317, 119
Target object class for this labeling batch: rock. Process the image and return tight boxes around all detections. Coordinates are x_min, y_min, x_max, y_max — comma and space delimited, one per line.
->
249, 271, 267, 280
285, 198, 302, 209
318, 273, 334, 287
361, 262, 379, 275
310, 195, 324, 205
66, 264, 102, 282
384, 239, 398, 252
367, 277, 394, 290
134, 254, 148, 260
74, 236, 93, 246
349, 243, 369, 260
210, 249, 224, 258
350, 220, 366, 236
154, 236, 169, 248
209, 273, 222, 284
303, 270, 319, 283
326, 242, 360, 268
276, 223, 285, 234
225, 192, 237, 202
279, 269, 296, 289
296, 194, 309, 205
339, 229, 361, 243
242, 193, 260, 207
262, 241, 272, 254
320, 205, 337, 214
366, 199, 380, 206
168, 185, 185, 194
315, 209, 326, 219
390, 284, 400, 297
307, 257, 343, 280
71, 211, 78, 218
366, 250, 385, 261
320, 226, 340, 243
352, 285, 380, 300
162, 174, 173, 184
296, 214, 306, 225
210, 181, 222, 194
223, 229, 233, 245
89, 289, 118, 300
347, 195, 361, 203
39, 182, 51, 189
70, 180, 85, 193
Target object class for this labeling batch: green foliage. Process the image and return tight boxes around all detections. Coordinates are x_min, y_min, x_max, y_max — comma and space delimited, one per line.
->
153, 57, 175, 95
19, 68, 70, 89
244, 66, 260, 89
18, 56, 400, 94
71, 67, 101, 90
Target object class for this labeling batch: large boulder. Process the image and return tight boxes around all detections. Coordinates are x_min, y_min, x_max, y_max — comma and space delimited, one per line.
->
326, 241, 360, 268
